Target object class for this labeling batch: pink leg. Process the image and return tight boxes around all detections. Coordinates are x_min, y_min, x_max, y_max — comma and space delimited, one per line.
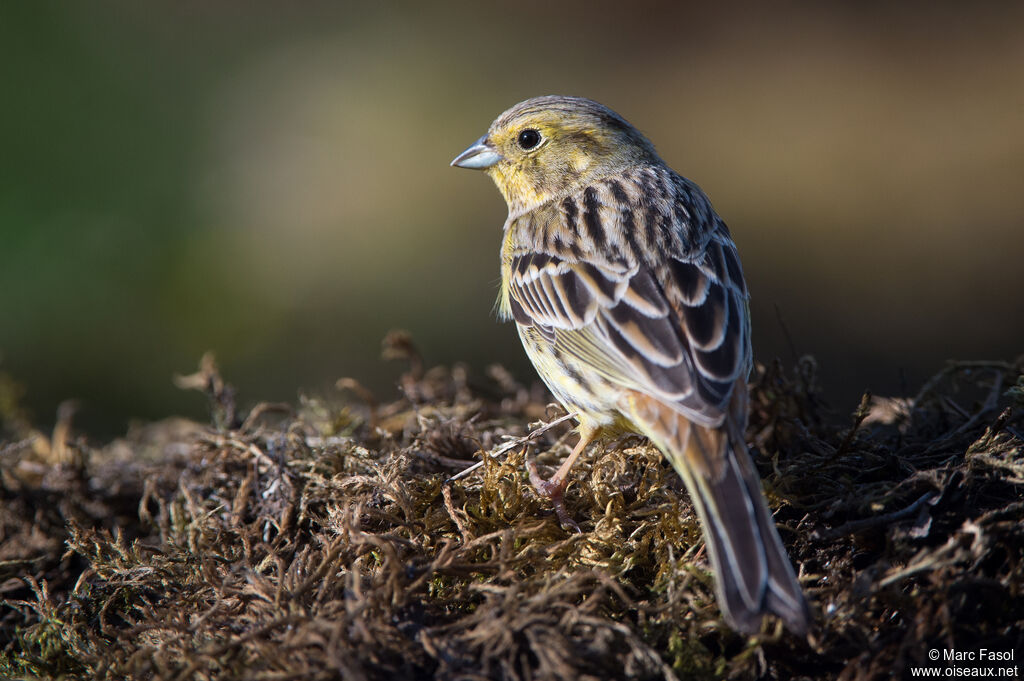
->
527, 431, 594, 531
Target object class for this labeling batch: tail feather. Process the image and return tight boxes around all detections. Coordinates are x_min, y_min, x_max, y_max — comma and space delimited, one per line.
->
621, 390, 809, 635
687, 431, 809, 634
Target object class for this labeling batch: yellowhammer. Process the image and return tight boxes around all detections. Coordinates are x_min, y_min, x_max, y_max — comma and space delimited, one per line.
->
451, 95, 809, 635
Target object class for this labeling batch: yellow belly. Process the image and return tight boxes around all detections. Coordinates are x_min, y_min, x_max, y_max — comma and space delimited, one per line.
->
516, 324, 636, 438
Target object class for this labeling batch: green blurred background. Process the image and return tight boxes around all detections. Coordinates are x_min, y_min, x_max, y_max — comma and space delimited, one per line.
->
2, 1, 1023, 437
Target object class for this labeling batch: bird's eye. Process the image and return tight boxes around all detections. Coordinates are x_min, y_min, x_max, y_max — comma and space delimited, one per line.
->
517, 128, 542, 150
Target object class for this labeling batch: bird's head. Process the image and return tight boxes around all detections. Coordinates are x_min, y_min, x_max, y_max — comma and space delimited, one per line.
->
451, 96, 659, 215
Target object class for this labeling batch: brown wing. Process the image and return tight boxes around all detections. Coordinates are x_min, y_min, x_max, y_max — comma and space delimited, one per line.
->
506, 218, 750, 428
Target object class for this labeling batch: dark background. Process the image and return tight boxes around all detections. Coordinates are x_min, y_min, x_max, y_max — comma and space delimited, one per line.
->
2, 1, 1022, 437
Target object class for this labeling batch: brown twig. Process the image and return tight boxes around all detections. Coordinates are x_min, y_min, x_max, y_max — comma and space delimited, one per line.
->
813, 491, 937, 541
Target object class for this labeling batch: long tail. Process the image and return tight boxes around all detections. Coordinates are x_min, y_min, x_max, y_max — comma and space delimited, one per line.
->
621, 391, 809, 635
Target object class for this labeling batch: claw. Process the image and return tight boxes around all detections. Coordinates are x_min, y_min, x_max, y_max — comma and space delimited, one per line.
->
526, 455, 581, 532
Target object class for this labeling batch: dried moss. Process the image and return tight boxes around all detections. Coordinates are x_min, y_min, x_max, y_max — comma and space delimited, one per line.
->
1, 348, 1022, 680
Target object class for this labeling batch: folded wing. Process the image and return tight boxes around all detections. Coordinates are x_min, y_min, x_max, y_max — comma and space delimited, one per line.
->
507, 234, 749, 428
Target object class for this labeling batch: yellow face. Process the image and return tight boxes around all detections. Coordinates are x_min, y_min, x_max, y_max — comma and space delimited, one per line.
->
452, 96, 658, 214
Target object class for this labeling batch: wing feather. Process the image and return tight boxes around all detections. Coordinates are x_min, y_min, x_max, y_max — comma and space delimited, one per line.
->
505, 174, 751, 427
510, 268, 745, 426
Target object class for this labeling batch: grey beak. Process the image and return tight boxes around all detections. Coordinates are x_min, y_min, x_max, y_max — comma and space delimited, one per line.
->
450, 135, 502, 169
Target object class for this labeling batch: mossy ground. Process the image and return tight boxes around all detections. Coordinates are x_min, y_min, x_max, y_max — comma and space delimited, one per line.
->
2, 338, 1022, 680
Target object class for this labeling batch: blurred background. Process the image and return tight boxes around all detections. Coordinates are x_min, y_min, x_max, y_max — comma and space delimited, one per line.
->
2, 1, 1022, 437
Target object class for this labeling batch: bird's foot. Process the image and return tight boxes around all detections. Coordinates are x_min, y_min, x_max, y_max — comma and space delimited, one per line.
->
526, 456, 580, 532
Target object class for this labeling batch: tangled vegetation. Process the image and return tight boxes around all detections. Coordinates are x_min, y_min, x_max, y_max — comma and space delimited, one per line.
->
1, 336, 1022, 680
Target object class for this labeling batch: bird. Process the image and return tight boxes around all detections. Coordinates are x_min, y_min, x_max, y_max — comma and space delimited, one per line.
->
450, 95, 809, 635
